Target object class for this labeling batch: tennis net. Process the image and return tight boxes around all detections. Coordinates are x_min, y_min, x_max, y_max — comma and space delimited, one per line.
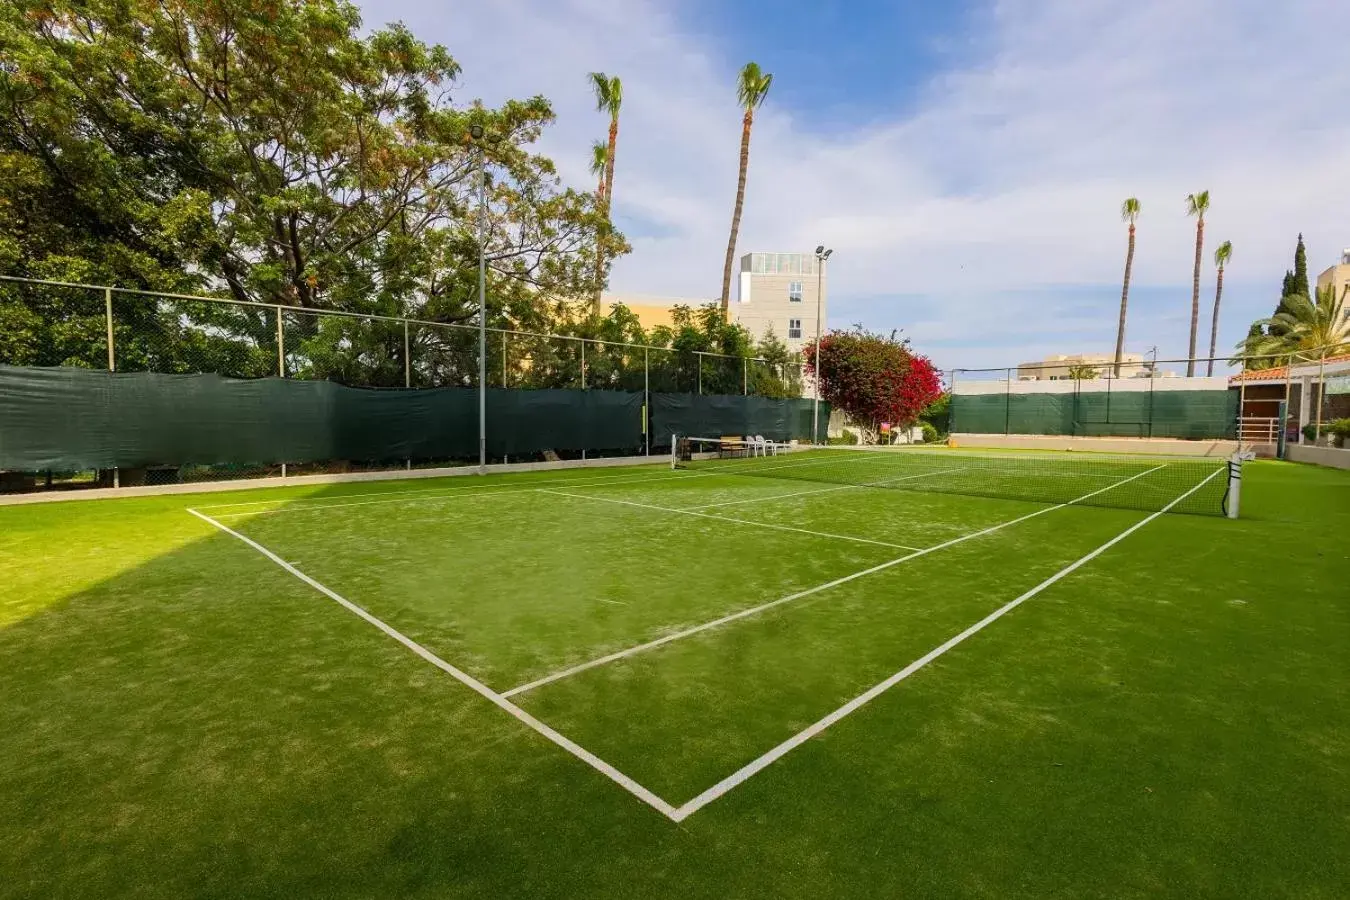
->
672, 437, 1239, 517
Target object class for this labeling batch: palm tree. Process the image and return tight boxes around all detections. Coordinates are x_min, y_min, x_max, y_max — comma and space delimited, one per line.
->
719, 62, 773, 318
1241, 284, 1350, 362
1184, 190, 1210, 376
1206, 240, 1232, 376
588, 72, 622, 312
589, 140, 608, 200
1114, 198, 1140, 377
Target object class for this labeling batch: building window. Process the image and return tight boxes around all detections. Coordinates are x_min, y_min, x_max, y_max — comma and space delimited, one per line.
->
788, 281, 802, 302
788, 318, 802, 339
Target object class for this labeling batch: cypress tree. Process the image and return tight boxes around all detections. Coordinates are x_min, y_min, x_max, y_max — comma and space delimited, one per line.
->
1292, 233, 1310, 299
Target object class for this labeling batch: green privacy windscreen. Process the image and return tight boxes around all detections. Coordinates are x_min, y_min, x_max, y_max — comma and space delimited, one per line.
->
651, 392, 826, 444
0, 366, 822, 471
951, 387, 1238, 439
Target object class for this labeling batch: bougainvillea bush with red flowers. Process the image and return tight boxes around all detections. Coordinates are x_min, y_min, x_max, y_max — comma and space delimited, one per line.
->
803, 327, 943, 443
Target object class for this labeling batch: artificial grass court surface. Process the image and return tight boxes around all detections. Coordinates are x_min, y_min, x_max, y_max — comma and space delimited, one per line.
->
0, 457, 1346, 898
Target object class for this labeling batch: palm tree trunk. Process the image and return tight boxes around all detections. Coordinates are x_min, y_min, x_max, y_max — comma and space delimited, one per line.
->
1114, 223, 1135, 377
592, 118, 620, 316
1187, 220, 1204, 376
1206, 264, 1225, 377
720, 110, 754, 319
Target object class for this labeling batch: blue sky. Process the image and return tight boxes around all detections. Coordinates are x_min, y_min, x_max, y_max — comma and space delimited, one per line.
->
360, 0, 1349, 373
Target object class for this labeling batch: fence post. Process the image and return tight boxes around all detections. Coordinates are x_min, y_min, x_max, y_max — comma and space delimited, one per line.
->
644, 347, 650, 456
105, 286, 119, 489
1004, 367, 1011, 435
949, 369, 959, 436
743, 357, 748, 395
275, 307, 285, 378
403, 319, 411, 387
580, 339, 586, 390
502, 331, 508, 387
697, 352, 703, 395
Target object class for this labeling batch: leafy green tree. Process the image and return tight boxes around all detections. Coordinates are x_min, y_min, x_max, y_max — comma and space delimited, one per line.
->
1206, 240, 1232, 376
1114, 198, 1140, 377
803, 327, 942, 443
1066, 364, 1100, 380
1185, 190, 1210, 376
0, 0, 622, 384
718, 62, 772, 319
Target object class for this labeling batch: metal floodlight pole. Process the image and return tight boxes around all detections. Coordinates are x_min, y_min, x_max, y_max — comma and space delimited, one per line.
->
813, 246, 832, 443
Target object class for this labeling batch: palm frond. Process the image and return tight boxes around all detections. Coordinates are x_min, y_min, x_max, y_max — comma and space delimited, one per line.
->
736, 61, 773, 110
1120, 197, 1140, 223
588, 72, 621, 117
1185, 190, 1210, 217
1214, 240, 1233, 267
589, 140, 607, 177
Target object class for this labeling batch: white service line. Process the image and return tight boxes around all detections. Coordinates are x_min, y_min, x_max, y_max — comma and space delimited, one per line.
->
536, 489, 924, 553
683, 467, 961, 511
668, 463, 1223, 822
502, 464, 1167, 699
186, 507, 680, 821
205, 470, 714, 519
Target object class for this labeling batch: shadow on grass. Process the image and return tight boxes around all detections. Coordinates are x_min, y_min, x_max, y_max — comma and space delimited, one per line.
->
0, 522, 693, 900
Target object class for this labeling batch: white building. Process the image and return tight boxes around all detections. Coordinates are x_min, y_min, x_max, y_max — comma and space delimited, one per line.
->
731, 251, 827, 354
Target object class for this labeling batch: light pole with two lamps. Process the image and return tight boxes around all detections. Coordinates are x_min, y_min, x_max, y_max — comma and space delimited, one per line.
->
812, 245, 832, 443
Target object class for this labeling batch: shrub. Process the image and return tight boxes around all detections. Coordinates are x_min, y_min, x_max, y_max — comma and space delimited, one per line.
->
920, 422, 939, 443
1329, 418, 1350, 448
1302, 423, 1319, 444
829, 428, 859, 446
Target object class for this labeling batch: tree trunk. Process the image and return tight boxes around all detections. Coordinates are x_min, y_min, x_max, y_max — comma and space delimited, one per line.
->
1114, 223, 1135, 377
720, 110, 754, 320
1187, 219, 1204, 376
1207, 263, 1225, 377
592, 117, 619, 316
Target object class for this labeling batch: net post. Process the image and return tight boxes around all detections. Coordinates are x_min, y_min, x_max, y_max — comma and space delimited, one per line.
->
669, 433, 677, 470
1226, 451, 1251, 518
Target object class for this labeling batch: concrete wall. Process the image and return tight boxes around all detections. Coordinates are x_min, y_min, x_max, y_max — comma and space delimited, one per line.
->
1286, 443, 1350, 470
950, 433, 1242, 457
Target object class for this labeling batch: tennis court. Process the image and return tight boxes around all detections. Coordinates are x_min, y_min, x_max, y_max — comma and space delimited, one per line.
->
182, 445, 1236, 819
2, 447, 1347, 898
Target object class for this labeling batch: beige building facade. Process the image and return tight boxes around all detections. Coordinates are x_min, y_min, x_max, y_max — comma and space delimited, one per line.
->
1316, 248, 1350, 309
599, 250, 828, 356
1016, 352, 1151, 380
732, 252, 826, 354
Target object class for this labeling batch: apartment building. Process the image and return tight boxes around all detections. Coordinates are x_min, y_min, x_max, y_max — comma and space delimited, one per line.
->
1016, 353, 1151, 380
731, 252, 827, 354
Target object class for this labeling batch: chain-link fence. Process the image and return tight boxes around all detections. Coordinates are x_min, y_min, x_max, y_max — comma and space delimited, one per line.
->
950, 351, 1349, 451
0, 275, 814, 491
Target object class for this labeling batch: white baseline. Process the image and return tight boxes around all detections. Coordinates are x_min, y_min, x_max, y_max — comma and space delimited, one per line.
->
186, 508, 681, 821
669, 464, 1223, 822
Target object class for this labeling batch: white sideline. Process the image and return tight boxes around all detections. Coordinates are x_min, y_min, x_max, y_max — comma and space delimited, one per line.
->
186, 507, 681, 821
502, 464, 1167, 698
683, 467, 961, 511
205, 470, 714, 518
536, 489, 925, 553
668, 464, 1225, 822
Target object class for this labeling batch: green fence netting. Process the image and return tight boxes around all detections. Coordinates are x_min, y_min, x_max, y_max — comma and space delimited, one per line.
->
0, 366, 822, 472
651, 392, 826, 444
950, 387, 1238, 439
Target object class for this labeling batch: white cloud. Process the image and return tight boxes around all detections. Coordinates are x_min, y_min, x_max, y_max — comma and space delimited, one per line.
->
359, 0, 1350, 369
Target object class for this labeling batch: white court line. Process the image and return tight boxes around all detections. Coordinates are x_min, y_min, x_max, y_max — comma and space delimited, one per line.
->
683, 468, 961, 511
502, 465, 1167, 698
186, 507, 680, 821
206, 471, 714, 519
668, 464, 1223, 822
536, 489, 925, 553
